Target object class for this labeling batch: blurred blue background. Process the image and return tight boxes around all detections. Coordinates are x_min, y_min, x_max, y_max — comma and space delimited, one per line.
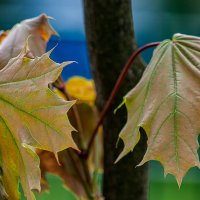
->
1, 0, 200, 199
2, 0, 200, 81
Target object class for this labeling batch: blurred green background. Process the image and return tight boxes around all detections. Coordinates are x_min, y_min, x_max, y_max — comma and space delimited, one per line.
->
20, 174, 79, 200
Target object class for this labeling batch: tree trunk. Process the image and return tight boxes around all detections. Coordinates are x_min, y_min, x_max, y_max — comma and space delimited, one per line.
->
84, 1, 148, 199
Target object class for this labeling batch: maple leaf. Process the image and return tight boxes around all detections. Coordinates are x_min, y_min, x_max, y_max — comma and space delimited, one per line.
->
0, 14, 57, 69
116, 33, 200, 186
0, 43, 77, 200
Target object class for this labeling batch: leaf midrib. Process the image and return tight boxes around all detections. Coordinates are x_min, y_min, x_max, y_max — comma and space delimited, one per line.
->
171, 43, 180, 170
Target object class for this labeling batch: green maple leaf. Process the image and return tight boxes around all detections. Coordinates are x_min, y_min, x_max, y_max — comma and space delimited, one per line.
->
0, 43, 77, 200
117, 33, 200, 186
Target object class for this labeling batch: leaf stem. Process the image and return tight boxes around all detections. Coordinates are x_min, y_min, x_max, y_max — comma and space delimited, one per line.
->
53, 42, 160, 198
85, 42, 160, 157
67, 150, 94, 200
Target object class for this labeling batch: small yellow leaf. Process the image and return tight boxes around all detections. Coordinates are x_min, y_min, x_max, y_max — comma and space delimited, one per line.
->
65, 76, 96, 105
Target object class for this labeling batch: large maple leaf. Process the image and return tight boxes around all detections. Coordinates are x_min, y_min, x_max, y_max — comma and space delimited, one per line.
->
116, 33, 200, 186
0, 43, 77, 200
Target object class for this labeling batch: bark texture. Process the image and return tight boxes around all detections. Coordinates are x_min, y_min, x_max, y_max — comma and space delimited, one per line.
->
84, 1, 148, 199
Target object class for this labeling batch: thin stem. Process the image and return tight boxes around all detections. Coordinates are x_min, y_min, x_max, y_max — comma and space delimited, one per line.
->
67, 150, 94, 200
85, 42, 160, 157
80, 156, 92, 185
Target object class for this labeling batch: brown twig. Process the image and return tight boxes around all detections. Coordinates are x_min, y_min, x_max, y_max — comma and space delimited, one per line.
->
53, 42, 160, 198
85, 42, 160, 157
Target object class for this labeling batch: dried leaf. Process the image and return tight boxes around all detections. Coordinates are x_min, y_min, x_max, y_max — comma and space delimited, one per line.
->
39, 151, 85, 196
0, 43, 77, 200
0, 14, 57, 69
117, 34, 200, 186
40, 77, 103, 198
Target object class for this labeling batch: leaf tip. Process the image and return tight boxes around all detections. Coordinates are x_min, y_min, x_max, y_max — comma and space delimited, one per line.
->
114, 99, 125, 115
46, 45, 58, 56
176, 176, 183, 189
61, 61, 77, 68
54, 152, 61, 166
137, 159, 147, 167
114, 156, 120, 164
37, 13, 59, 36
114, 148, 127, 164
20, 36, 35, 59
164, 170, 168, 178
